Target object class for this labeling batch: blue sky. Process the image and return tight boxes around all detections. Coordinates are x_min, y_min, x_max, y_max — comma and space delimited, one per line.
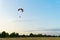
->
0, 0, 60, 35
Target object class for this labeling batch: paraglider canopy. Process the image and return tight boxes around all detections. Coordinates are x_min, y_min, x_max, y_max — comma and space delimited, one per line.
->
18, 8, 24, 12
18, 8, 24, 18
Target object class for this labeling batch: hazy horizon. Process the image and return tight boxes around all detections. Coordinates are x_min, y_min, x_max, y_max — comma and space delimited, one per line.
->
0, 0, 60, 35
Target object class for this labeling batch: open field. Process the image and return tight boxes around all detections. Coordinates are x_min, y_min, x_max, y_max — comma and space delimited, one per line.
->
0, 37, 60, 40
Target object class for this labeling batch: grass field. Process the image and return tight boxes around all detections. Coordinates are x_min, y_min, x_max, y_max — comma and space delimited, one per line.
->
0, 37, 60, 40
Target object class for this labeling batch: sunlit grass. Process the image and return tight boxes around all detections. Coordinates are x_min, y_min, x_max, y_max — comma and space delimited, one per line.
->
0, 37, 60, 40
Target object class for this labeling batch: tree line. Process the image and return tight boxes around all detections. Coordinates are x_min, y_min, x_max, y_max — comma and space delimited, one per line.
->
0, 31, 60, 38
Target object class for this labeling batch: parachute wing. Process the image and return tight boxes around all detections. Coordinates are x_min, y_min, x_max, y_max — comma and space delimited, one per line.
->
18, 8, 24, 18
18, 8, 24, 12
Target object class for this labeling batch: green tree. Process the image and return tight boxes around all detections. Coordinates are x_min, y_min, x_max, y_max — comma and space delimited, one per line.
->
10, 32, 20, 37
0, 31, 9, 38
29, 33, 34, 37
15, 33, 20, 37
10, 32, 16, 37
